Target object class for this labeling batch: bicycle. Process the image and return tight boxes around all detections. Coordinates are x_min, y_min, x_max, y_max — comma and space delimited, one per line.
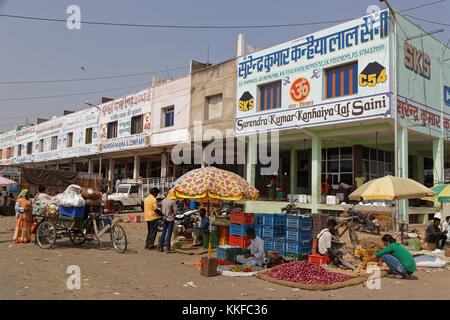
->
335, 216, 360, 249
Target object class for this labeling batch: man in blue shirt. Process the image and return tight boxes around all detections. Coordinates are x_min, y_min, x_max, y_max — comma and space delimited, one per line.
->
191, 208, 208, 246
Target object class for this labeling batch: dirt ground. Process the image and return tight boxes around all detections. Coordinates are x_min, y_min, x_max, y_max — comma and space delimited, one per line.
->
0, 214, 449, 300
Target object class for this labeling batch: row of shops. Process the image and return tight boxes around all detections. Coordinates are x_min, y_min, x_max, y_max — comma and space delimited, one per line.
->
0, 9, 449, 225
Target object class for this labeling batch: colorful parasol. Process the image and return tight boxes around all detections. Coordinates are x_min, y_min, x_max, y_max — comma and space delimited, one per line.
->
167, 166, 259, 201
421, 184, 450, 203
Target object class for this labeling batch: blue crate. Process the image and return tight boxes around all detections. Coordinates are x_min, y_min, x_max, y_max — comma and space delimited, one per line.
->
301, 216, 313, 230
254, 213, 265, 226
286, 215, 301, 229
229, 223, 254, 236
263, 237, 273, 251
255, 226, 262, 238
59, 206, 85, 218
262, 226, 286, 239
273, 239, 285, 252
263, 213, 287, 226
286, 240, 312, 254
217, 246, 227, 260
285, 228, 312, 242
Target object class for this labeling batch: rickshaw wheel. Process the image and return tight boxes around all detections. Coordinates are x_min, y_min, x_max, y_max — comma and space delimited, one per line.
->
69, 230, 86, 245
110, 224, 127, 254
36, 221, 56, 249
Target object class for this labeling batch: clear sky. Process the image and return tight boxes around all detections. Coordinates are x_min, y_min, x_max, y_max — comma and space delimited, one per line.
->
0, 0, 448, 132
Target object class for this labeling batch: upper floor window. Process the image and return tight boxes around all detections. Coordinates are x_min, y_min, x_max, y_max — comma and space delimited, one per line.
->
17, 145, 22, 157
325, 62, 358, 99
51, 136, 58, 150
206, 94, 222, 120
131, 115, 143, 134
162, 106, 174, 128
107, 122, 118, 139
39, 139, 44, 153
27, 142, 33, 155
85, 128, 93, 144
67, 132, 73, 148
259, 81, 281, 111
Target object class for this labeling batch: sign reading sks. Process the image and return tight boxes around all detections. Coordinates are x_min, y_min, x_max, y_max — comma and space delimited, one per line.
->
404, 42, 430, 79
235, 10, 391, 135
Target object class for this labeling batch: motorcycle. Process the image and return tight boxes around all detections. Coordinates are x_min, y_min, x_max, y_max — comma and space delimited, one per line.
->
281, 203, 301, 215
348, 207, 380, 235
173, 208, 199, 238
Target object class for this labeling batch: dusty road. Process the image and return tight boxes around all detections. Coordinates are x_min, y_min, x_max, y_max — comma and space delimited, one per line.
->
0, 214, 449, 300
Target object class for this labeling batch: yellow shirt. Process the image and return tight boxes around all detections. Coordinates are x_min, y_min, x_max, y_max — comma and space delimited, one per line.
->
355, 176, 366, 188
144, 194, 158, 222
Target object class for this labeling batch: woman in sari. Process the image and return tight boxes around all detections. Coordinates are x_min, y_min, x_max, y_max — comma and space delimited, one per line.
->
13, 189, 32, 243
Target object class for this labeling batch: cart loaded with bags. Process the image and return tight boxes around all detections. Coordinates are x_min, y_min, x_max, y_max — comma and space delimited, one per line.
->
33, 185, 127, 253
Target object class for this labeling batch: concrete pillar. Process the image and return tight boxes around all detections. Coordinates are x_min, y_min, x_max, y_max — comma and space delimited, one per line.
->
161, 152, 168, 178
398, 127, 408, 222
71, 162, 76, 172
246, 136, 257, 186
311, 135, 322, 214
56, 163, 59, 170
433, 137, 444, 186
417, 155, 424, 184
290, 149, 298, 195
88, 160, 93, 174
133, 155, 140, 179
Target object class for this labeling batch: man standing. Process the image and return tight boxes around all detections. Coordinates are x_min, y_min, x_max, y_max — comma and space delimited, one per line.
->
2, 187, 8, 207
236, 228, 265, 267
317, 219, 343, 265
425, 217, 448, 250
159, 197, 178, 253
144, 187, 160, 250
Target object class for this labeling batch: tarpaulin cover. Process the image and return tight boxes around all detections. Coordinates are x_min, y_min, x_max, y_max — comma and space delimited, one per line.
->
21, 167, 78, 186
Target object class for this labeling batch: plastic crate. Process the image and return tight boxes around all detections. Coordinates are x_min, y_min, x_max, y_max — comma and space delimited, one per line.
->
262, 225, 286, 239
312, 213, 329, 233
229, 234, 250, 248
285, 228, 312, 242
308, 254, 331, 265
59, 206, 85, 218
217, 246, 227, 260
254, 213, 265, 226
56, 214, 84, 229
273, 239, 285, 252
263, 237, 273, 251
286, 252, 309, 261
128, 215, 141, 223
354, 247, 380, 261
301, 216, 313, 230
286, 240, 312, 255
229, 223, 254, 236
202, 230, 219, 249
230, 211, 254, 225
312, 238, 318, 254
286, 215, 301, 229
255, 226, 262, 238
263, 213, 287, 226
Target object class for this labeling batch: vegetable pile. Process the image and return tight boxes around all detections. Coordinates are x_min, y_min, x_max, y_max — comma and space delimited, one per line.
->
266, 261, 352, 285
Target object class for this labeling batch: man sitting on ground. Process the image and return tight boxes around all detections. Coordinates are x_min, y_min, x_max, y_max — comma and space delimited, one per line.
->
363, 234, 417, 279
317, 219, 343, 265
425, 217, 448, 251
190, 208, 209, 246
236, 228, 265, 267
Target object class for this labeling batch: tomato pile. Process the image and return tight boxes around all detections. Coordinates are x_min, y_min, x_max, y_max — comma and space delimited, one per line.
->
266, 261, 352, 285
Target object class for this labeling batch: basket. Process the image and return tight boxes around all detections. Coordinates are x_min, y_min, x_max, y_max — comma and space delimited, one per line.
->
262, 225, 286, 239
308, 254, 331, 265
286, 240, 312, 255
408, 239, 421, 252
59, 206, 85, 218
230, 211, 254, 225
254, 213, 265, 226
354, 248, 380, 261
229, 234, 250, 248
262, 213, 286, 226
285, 228, 312, 242
229, 223, 254, 237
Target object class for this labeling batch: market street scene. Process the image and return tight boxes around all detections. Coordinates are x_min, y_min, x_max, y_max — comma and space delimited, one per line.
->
0, 0, 450, 303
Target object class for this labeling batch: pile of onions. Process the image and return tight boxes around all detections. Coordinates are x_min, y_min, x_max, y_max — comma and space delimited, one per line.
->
266, 261, 352, 285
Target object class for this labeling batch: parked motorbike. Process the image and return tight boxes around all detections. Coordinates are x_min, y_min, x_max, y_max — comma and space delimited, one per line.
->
281, 203, 301, 215
348, 207, 380, 234
173, 208, 199, 238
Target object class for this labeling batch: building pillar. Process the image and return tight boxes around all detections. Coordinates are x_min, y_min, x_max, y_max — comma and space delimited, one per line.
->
433, 137, 444, 186
108, 158, 115, 192
88, 160, 93, 174
246, 136, 257, 186
398, 127, 408, 222
417, 155, 424, 184
290, 149, 298, 195
133, 155, 140, 179
311, 135, 322, 214
56, 163, 59, 170
161, 152, 168, 178
71, 162, 76, 172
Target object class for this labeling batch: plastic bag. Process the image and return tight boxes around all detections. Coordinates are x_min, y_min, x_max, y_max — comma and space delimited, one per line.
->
414, 254, 446, 268
56, 185, 85, 207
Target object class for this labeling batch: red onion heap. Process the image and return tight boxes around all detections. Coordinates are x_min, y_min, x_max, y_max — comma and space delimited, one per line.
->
266, 261, 352, 285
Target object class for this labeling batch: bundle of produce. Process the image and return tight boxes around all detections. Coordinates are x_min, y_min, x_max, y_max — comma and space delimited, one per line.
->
81, 188, 101, 200
84, 198, 102, 206
32, 198, 59, 217
266, 260, 352, 285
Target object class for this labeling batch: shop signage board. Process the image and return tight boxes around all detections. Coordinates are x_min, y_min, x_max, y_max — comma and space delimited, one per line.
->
235, 10, 390, 135
99, 88, 152, 152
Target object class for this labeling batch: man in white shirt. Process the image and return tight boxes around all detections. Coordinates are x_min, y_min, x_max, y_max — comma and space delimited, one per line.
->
236, 228, 265, 267
442, 216, 450, 237
317, 219, 343, 265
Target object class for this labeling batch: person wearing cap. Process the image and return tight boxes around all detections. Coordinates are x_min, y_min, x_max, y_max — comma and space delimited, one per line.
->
425, 217, 448, 250
236, 227, 265, 267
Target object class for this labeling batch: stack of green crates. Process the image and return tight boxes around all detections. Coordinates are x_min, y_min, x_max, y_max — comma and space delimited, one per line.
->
285, 252, 309, 261
202, 230, 219, 250
57, 214, 84, 229
225, 247, 249, 263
